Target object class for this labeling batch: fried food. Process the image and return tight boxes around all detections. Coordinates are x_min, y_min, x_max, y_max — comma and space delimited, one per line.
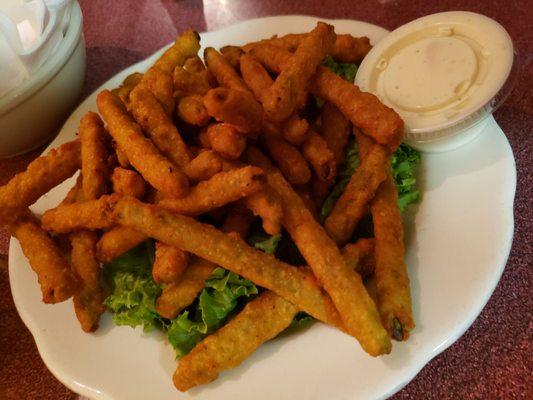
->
176, 94, 210, 126
243, 32, 372, 64
281, 115, 310, 145
173, 291, 298, 391
156, 257, 217, 319
341, 238, 375, 279
239, 53, 273, 103
371, 171, 414, 341
113, 196, 344, 329
184, 55, 205, 73
111, 167, 147, 199
0, 140, 80, 224
262, 22, 335, 121
158, 166, 264, 216
96, 226, 147, 262
220, 204, 254, 239
79, 112, 109, 200
310, 175, 331, 207
311, 67, 404, 149
42, 195, 119, 234
332, 34, 372, 63
8, 211, 78, 303
112, 72, 143, 105
220, 45, 244, 70
153, 242, 189, 284
174, 236, 381, 391
204, 87, 263, 134
248, 44, 403, 148
206, 123, 247, 160
261, 135, 311, 185
173, 66, 212, 97
301, 129, 336, 183
138, 66, 175, 117
154, 30, 201, 75
246, 146, 391, 356
241, 185, 283, 235
97, 90, 189, 198
204, 47, 249, 93
183, 150, 223, 182
320, 102, 351, 167
324, 132, 389, 245
70, 230, 105, 332
129, 86, 192, 167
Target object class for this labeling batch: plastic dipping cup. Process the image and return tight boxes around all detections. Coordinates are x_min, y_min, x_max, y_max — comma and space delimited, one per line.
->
356, 11, 516, 152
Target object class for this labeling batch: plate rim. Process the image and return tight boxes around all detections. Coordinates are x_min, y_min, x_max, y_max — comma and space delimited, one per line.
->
8, 14, 516, 400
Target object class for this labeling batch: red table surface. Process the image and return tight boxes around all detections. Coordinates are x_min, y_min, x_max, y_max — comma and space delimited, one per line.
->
1, 1, 531, 399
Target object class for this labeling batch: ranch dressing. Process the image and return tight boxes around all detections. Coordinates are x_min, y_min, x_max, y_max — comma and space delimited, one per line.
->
356, 12, 514, 152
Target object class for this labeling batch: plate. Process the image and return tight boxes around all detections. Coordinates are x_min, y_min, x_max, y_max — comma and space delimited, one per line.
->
8, 16, 516, 400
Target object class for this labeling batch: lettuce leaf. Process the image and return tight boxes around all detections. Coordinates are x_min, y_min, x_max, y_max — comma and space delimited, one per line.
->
166, 267, 258, 358
320, 141, 421, 219
391, 144, 421, 212
322, 55, 358, 82
320, 136, 360, 221
102, 241, 162, 332
247, 230, 282, 254
315, 56, 358, 107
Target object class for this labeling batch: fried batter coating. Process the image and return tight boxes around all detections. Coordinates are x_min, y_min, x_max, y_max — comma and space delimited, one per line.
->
341, 238, 375, 279
70, 230, 105, 332
97, 90, 189, 198
96, 226, 147, 262
261, 135, 311, 185
154, 30, 201, 75
173, 66, 212, 98
0, 140, 80, 224
239, 53, 273, 103
112, 72, 143, 105
8, 211, 78, 303
262, 22, 335, 121
173, 291, 298, 391
176, 94, 210, 126
206, 123, 247, 160
152, 242, 189, 284
158, 166, 264, 216
248, 44, 403, 148
241, 185, 283, 235
42, 195, 119, 234
320, 102, 351, 167
243, 32, 371, 64
301, 129, 336, 183
324, 134, 388, 245
129, 86, 192, 168
204, 87, 263, 134
246, 146, 391, 356
183, 150, 223, 182
156, 257, 216, 319
204, 47, 249, 93
111, 167, 147, 199
281, 115, 309, 146
79, 112, 109, 200
113, 197, 343, 329
371, 171, 414, 341
220, 45, 244, 70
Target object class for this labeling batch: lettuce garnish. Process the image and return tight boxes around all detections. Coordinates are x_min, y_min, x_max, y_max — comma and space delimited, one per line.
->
322, 55, 358, 82
103, 241, 162, 332
104, 243, 258, 358
319, 141, 421, 219
166, 268, 257, 358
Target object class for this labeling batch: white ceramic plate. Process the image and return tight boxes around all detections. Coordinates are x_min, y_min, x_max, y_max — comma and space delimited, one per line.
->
9, 16, 515, 400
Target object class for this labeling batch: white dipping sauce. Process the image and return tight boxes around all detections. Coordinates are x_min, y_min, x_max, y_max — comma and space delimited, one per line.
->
356, 12, 514, 151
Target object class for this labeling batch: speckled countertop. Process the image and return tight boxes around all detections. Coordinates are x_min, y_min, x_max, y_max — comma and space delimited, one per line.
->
0, 1, 531, 399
